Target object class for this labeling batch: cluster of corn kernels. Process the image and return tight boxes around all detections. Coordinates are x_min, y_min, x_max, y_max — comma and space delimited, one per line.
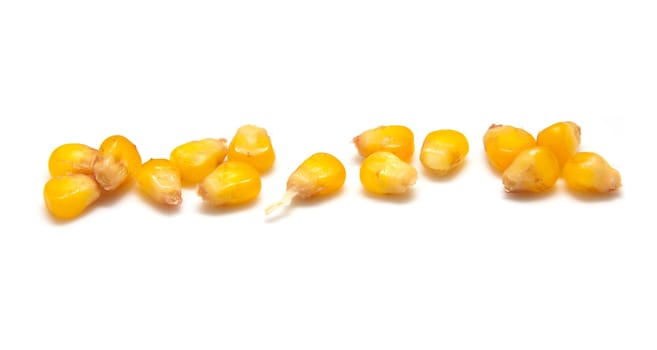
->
44, 122, 621, 220
44, 125, 350, 220
483, 122, 622, 194
354, 126, 469, 195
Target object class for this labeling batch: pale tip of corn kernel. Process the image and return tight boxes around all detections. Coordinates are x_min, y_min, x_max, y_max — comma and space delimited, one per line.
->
164, 193, 183, 206
607, 169, 622, 192
264, 190, 298, 215
421, 150, 451, 175
94, 156, 128, 191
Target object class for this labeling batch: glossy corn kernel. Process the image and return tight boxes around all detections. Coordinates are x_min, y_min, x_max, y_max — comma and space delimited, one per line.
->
44, 174, 101, 220
420, 129, 469, 175
265, 152, 346, 215
353, 125, 414, 162
170, 138, 227, 183
360, 151, 417, 195
562, 152, 621, 193
502, 146, 560, 193
197, 161, 261, 206
136, 159, 182, 206
227, 125, 275, 173
484, 124, 536, 172
93, 135, 142, 191
537, 121, 581, 167
48, 143, 98, 177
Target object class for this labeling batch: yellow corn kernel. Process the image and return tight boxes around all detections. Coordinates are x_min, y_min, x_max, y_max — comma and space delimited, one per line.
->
43, 174, 101, 220
562, 152, 621, 193
502, 146, 560, 193
420, 129, 469, 175
353, 125, 414, 162
484, 124, 536, 172
197, 161, 261, 206
537, 121, 581, 167
170, 138, 227, 183
48, 143, 98, 177
227, 125, 275, 173
136, 159, 182, 206
265, 152, 346, 215
93, 135, 142, 191
360, 151, 417, 195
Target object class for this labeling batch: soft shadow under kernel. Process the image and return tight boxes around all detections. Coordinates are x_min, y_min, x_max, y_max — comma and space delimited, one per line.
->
566, 187, 623, 202
422, 160, 468, 183
350, 154, 364, 165
199, 197, 262, 216
360, 188, 417, 204
95, 181, 135, 207
503, 187, 558, 202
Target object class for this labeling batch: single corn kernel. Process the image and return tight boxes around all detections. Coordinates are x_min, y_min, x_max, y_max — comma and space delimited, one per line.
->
48, 143, 98, 177
197, 161, 261, 206
502, 146, 560, 193
562, 152, 621, 193
484, 124, 536, 172
93, 135, 142, 191
227, 125, 275, 173
170, 138, 228, 183
43, 174, 102, 220
136, 158, 182, 206
360, 151, 417, 195
537, 121, 581, 167
353, 125, 415, 162
420, 129, 469, 175
265, 152, 346, 215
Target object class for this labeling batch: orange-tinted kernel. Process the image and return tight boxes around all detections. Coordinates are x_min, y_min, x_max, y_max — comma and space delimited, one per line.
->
265, 152, 346, 215
197, 161, 262, 206
48, 143, 98, 177
360, 151, 417, 195
562, 152, 621, 193
354, 125, 415, 162
502, 146, 560, 193
93, 135, 142, 191
44, 174, 101, 220
136, 159, 182, 206
170, 138, 227, 183
484, 124, 536, 172
420, 129, 469, 175
537, 121, 581, 167
227, 125, 275, 173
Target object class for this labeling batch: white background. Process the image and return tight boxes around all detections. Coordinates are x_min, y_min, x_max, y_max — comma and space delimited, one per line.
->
1, 0, 656, 349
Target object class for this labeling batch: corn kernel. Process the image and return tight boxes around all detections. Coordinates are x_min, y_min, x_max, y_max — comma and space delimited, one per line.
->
227, 125, 275, 173
136, 158, 182, 206
48, 143, 98, 177
420, 129, 469, 175
360, 151, 417, 195
93, 135, 142, 191
502, 146, 560, 193
197, 161, 261, 206
170, 138, 227, 183
44, 174, 101, 220
265, 152, 346, 215
562, 152, 621, 193
353, 125, 414, 162
537, 121, 581, 167
484, 124, 536, 172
